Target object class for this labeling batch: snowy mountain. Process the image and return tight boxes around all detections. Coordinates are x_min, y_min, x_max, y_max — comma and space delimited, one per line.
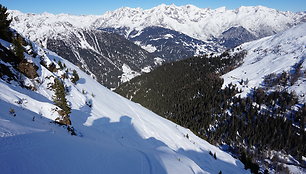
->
219, 26, 257, 48
222, 22, 306, 101
0, 29, 249, 174
9, 10, 157, 88
94, 4, 306, 41
8, 5, 306, 88
101, 26, 222, 61
46, 28, 156, 88
94, 4, 305, 53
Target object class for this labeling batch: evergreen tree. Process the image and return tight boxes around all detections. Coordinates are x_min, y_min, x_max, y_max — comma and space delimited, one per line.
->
0, 4, 12, 42
58, 60, 64, 70
71, 69, 79, 84
12, 36, 25, 63
52, 78, 71, 125
52, 78, 70, 114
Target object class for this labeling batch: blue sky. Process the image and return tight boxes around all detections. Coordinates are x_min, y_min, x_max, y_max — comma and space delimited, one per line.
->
1, 0, 306, 15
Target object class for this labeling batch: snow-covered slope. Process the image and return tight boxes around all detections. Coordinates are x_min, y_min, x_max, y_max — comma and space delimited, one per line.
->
222, 22, 306, 100
94, 4, 306, 41
0, 38, 248, 173
9, 10, 100, 47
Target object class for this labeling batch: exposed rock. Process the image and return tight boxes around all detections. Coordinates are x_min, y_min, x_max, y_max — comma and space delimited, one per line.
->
55, 113, 71, 125
219, 26, 257, 48
17, 60, 38, 79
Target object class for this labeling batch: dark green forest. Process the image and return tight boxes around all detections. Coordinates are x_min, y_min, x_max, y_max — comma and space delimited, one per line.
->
116, 52, 306, 173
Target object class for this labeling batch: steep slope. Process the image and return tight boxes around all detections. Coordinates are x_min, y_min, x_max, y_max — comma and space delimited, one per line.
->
9, 10, 99, 46
222, 22, 306, 101
9, 10, 156, 88
0, 33, 248, 174
94, 4, 306, 41
219, 26, 257, 48
101, 26, 222, 62
46, 29, 156, 88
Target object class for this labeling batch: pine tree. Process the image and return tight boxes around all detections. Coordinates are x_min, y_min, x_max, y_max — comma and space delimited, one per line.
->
58, 60, 64, 70
0, 4, 12, 42
52, 78, 71, 125
71, 69, 79, 84
12, 36, 25, 63
52, 78, 70, 114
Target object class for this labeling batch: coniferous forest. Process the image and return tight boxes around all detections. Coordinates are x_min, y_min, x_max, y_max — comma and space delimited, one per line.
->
116, 51, 306, 173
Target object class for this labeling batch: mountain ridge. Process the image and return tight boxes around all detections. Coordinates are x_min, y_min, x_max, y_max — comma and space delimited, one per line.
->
8, 5, 306, 88
9, 10, 157, 88
93, 4, 306, 41
9, 4, 306, 47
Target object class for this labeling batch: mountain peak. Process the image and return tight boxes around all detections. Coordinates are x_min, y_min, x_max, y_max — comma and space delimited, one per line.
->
9, 4, 306, 53
93, 5, 305, 40
215, 6, 227, 12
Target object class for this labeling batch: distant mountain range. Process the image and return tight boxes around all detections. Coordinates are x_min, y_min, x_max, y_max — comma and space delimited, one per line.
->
8, 4, 306, 88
